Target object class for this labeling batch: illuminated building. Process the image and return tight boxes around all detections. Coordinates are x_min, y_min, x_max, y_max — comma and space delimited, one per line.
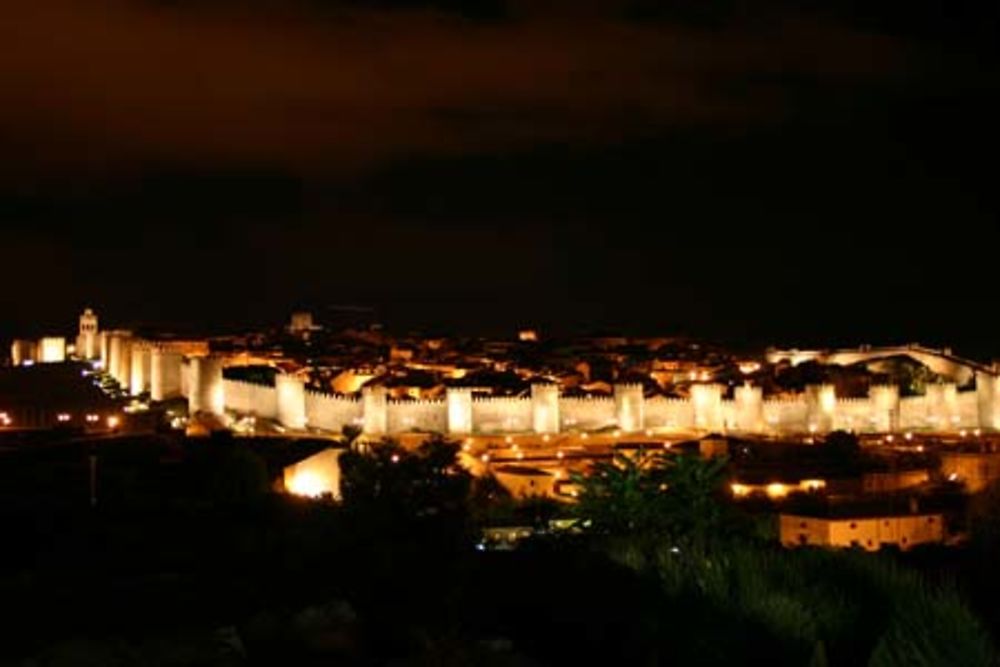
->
289, 311, 317, 339
188, 355, 225, 417
38, 337, 66, 364
780, 513, 944, 551
283, 448, 343, 499
11, 309, 1000, 439
10, 340, 37, 367
75, 308, 99, 360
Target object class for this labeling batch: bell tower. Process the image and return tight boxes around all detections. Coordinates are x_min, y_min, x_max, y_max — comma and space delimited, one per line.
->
76, 308, 99, 360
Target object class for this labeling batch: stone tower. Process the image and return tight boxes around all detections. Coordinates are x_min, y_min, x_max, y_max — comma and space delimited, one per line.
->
76, 308, 99, 360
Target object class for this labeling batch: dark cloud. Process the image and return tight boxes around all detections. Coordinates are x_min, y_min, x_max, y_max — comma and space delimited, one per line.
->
1, 1, 905, 176
0, 0, 997, 355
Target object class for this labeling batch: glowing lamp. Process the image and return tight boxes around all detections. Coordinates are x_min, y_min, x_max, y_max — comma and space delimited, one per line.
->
765, 483, 788, 499
801, 479, 825, 491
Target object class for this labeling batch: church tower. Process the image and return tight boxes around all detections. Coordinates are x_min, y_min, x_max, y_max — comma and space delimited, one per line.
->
76, 308, 99, 360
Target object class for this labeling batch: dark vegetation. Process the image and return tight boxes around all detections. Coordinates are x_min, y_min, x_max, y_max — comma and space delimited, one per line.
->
0, 429, 996, 665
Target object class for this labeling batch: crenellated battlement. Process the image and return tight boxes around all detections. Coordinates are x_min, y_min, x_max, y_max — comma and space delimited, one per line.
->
216, 375, 997, 436
305, 389, 361, 403
387, 397, 446, 407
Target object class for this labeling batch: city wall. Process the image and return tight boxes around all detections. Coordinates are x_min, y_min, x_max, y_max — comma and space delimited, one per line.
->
72, 315, 1000, 438
200, 376, 1000, 437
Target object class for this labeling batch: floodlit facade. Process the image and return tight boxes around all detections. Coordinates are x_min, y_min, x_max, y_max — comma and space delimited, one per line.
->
15, 309, 1000, 441
130, 342, 151, 396
276, 374, 307, 430
188, 356, 225, 417
150, 349, 184, 401
10, 339, 37, 366
38, 337, 66, 363
493, 465, 558, 498
283, 448, 343, 499
76, 308, 99, 360
199, 376, 1000, 438
780, 513, 945, 551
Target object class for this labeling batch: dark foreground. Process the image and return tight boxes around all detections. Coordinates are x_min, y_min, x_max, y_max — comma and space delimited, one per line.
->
0, 433, 997, 665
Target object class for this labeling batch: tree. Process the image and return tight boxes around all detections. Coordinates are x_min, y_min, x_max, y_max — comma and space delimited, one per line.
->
572, 451, 669, 540
340, 424, 362, 451
468, 473, 514, 524
659, 453, 729, 553
339, 435, 471, 520
818, 430, 862, 471
573, 451, 733, 558
200, 430, 269, 506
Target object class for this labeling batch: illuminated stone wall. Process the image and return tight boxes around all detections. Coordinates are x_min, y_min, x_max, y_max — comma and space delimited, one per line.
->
76, 308, 99, 360
387, 398, 447, 433
150, 349, 184, 401
99, 332, 110, 368
958, 391, 979, 427
644, 396, 694, 429
833, 398, 873, 431
106, 332, 132, 388
471, 396, 532, 433
614, 383, 645, 432
733, 384, 764, 432
10, 339, 37, 366
531, 384, 561, 434
215, 371, 998, 436
276, 374, 307, 429
446, 388, 473, 434
305, 391, 362, 432
924, 383, 959, 430
869, 385, 900, 433
129, 343, 151, 396
691, 384, 724, 432
188, 356, 225, 417
284, 448, 343, 499
559, 396, 615, 431
362, 386, 388, 435
804, 384, 836, 433
976, 371, 1000, 430
38, 337, 66, 364
224, 379, 278, 419
768, 345, 977, 386
762, 397, 808, 433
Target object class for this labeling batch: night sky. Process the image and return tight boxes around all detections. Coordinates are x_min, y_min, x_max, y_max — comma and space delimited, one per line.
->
2, 1, 998, 356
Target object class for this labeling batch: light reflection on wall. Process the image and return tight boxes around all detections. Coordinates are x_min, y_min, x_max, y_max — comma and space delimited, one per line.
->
284, 448, 343, 499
